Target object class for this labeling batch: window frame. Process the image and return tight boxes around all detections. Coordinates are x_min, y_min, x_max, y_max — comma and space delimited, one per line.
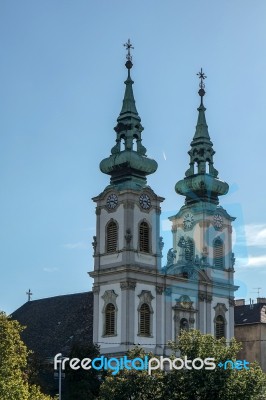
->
106, 219, 118, 254
139, 220, 151, 253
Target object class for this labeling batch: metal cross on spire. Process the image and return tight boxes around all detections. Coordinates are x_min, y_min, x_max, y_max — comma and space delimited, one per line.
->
197, 68, 207, 89
197, 68, 207, 100
26, 289, 33, 302
123, 39, 134, 61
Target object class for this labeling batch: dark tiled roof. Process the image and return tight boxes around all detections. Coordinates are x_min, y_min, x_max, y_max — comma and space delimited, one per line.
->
11, 292, 93, 358
234, 302, 266, 325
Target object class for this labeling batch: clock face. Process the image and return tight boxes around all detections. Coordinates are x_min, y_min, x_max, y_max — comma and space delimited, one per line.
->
139, 194, 151, 210
213, 214, 223, 229
183, 213, 194, 229
106, 194, 118, 209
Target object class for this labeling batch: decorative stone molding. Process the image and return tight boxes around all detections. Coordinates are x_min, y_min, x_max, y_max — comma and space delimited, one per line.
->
137, 290, 154, 309
175, 295, 193, 310
95, 207, 101, 215
92, 236, 97, 255
199, 220, 211, 228
229, 298, 235, 307
156, 286, 164, 295
124, 229, 132, 245
120, 280, 136, 290
92, 285, 100, 294
206, 294, 213, 303
123, 200, 135, 209
101, 289, 118, 310
213, 302, 228, 314
198, 291, 206, 302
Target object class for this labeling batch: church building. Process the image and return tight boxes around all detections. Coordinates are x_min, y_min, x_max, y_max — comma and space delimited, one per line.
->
89, 41, 238, 356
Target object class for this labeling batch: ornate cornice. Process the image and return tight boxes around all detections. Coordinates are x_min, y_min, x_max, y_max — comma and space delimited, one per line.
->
120, 280, 136, 290
92, 285, 100, 294
156, 286, 164, 295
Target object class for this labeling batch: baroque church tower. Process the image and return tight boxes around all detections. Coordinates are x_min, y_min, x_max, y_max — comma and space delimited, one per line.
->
90, 43, 237, 356
89, 41, 165, 355
166, 69, 237, 340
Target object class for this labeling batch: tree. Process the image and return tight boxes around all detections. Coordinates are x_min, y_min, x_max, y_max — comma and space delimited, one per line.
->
64, 342, 101, 400
99, 330, 266, 400
99, 347, 165, 400
0, 311, 54, 400
165, 329, 266, 400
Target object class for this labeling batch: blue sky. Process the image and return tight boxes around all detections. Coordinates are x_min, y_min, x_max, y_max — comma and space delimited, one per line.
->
0, 0, 266, 313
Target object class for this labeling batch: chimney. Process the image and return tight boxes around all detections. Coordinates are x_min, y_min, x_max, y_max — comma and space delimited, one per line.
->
235, 299, 245, 306
257, 297, 266, 304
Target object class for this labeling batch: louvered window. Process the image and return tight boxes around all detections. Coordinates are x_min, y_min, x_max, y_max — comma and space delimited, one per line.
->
214, 238, 224, 268
106, 221, 118, 253
185, 239, 195, 261
139, 221, 149, 253
139, 303, 150, 336
215, 315, 225, 339
105, 303, 115, 335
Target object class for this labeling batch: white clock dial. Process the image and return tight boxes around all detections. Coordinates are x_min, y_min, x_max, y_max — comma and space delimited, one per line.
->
213, 214, 223, 229
106, 194, 118, 209
183, 213, 194, 229
139, 194, 151, 210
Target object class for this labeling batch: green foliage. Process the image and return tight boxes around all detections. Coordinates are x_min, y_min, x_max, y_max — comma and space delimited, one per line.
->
64, 342, 101, 400
166, 329, 265, 400
99, 330, 266, 400
99, 347, 164, 400
0, 311, 54, 400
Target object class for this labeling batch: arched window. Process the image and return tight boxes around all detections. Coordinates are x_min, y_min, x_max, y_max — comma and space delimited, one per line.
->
185, 238, 195, 261
213, 238, 224, 268
139, 221, 150, 253
215, 315, 225, 339
139, 303, 151, 336
106, 220, 118, 253
105, 303, 115, 335
180, 318, 189, 332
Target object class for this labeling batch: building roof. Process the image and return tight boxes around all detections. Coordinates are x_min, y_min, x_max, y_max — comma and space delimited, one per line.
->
11, 292, 93, 359
234, 302, 266, 325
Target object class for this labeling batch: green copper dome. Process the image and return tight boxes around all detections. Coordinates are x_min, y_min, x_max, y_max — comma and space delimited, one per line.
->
100, 41, 158, 190
175, 69, 229, 205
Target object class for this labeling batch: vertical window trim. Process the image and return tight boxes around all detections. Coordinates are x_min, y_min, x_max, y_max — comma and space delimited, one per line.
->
215, 315, 225, 339
185, 238, 195, 262
101, 290, 118, 337
137, 290, 154, 337
213, 303, 227, 339
139, 303, 151, 336
139, 220, 151, 253
105, 303, 116, 336
213, 237, 224, 268
106, 219, 118, 254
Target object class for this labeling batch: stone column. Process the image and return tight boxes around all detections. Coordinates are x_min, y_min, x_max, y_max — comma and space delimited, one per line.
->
92, 285, 100, 343
164, 287, 172, 354
198, 292, 206, 333
120, 281, 136, 346
155, 286, 163, 354
206, 294, 213, 334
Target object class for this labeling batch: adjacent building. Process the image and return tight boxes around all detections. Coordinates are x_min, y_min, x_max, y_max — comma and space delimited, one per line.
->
235, 298, 266, 372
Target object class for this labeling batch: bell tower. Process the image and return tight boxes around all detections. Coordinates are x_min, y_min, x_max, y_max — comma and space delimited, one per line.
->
89, 41, 164, 355
167, 69, 237, 339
